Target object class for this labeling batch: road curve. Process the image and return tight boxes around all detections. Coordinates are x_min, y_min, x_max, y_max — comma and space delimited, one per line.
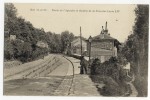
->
4, 54, 75, 96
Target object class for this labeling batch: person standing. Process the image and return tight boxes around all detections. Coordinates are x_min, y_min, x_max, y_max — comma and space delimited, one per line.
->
80, 56, 87, 74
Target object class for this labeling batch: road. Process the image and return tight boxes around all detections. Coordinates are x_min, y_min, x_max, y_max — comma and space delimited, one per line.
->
3, 54, 101, 96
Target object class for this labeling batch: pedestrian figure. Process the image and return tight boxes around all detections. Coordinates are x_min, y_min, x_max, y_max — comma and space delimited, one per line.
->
80, 56, 87, 74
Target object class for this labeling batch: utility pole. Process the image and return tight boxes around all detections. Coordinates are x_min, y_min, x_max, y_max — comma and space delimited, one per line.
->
80, 26, 82, 56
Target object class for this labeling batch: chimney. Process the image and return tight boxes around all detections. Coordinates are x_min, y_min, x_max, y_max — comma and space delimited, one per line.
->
101, 26, 104, 34
104, 21, 108, 34
100, 26, 104, 39
105, 21, 107, 30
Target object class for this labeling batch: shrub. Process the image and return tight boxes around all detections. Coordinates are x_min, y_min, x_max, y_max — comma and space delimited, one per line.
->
90, 57, 121, 82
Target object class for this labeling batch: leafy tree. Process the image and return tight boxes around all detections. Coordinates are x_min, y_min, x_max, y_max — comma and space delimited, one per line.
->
4, 3, 75, 63
5, 3, 20, 37
5, 3, 17, 18
61, 31, 74, 52
53, 34, 62, 53
4, 39, 14, 60
12, 40, 24, 59
121, 5, 149, 96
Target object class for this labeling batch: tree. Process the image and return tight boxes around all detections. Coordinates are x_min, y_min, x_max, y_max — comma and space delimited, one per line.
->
4, 39, 14, 60
53, 34, 62, 53
61, 31, 74, 52
121, 5, 149, 96
17, 17, 32, 42
20, 42, 32, 62
5, 3, 17, 18
12, 40, 24, 59
5, 3, 20, 38
4, 3, 76, 63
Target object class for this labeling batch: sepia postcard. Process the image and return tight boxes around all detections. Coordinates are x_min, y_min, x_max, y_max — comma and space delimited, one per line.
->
2, 1, 149, 98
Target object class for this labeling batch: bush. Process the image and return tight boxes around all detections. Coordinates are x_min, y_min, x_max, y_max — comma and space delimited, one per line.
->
91, 58, 101, 75
90, 75, 126, 96
90, 57, 120, 82
31, 47, 49, 61
101, 78, 122, 96
90, 57, 132, 96
4, 39, 49, 63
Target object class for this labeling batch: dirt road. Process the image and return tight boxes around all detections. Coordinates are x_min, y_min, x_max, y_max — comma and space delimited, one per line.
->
4, 54, 101, 96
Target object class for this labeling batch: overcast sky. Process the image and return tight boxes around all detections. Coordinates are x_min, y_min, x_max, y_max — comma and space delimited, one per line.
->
14, 3, 136, 42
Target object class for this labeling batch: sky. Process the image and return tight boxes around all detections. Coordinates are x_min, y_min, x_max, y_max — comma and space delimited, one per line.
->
13, 3, 136, 42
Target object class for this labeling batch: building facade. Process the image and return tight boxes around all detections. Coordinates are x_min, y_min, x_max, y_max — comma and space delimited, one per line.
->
10, 35, 16, 41
36, 41, 49, 48
71, 37, 87, 55
87, 22, 120, 63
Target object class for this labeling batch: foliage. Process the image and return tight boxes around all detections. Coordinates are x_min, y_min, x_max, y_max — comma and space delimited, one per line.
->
90, 57, 130, 96
90, 5, 149, 96
4, 39, 15, 60
121, 5, 149, 96
61, 31, 74, 52
4, 3, 75, 63
90, 75, 126, 96
91, 57, 121, 82
100, 76, 124, 96
91, 58, 101, 75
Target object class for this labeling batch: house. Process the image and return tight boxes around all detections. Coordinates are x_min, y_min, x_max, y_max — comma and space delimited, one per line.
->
10, 35, 16, 41
71, 37, 87, 55
36, 41, 48, 48
87, 22, 121, 63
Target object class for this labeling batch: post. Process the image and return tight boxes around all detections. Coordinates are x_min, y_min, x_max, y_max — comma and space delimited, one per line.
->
88, 36, 92, 74
89, 42, 91, 64
105, 21, 107, 30
80, 26, 82, 56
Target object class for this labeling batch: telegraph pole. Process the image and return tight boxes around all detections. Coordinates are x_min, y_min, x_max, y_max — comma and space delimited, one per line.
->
80, 26, 82, 56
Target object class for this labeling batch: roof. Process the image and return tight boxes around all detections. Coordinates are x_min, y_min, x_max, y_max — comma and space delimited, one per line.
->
73, 36, 87, 41
92, 33, 115, 40
71, 36, 87, 44
91, 33, 121, 49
